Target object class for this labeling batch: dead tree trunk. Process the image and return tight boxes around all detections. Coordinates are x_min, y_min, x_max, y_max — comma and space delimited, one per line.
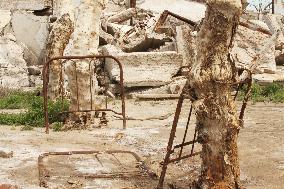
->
65, 0, 108, 128
189, 0, 244, 188
46, 1, 74, 100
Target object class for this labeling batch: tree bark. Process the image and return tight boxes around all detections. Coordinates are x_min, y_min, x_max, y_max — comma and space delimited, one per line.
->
47, 0, 75, 100
47, 14, 73, 100
189, 0, 244, 188
65, 0, 108, 127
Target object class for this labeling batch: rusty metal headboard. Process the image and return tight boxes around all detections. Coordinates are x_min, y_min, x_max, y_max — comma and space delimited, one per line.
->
43, 55, 126, 134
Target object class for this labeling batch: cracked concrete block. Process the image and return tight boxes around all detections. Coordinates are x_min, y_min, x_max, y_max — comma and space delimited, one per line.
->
262, 14, 284, 50
0, 10, 11, 33
176, 25, 196, 67
0, 36, 29, 88
0, 0, 51, 10
11, 11, 49, 65
232, 25, 276, 74
102, 45, 183, 87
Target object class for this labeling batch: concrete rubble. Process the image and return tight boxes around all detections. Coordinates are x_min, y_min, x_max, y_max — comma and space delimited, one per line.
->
0, 0, 284, 93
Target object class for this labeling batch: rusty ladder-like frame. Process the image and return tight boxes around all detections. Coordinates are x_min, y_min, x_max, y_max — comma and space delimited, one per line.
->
156, 70, 253, 189
43, 55, 126, 134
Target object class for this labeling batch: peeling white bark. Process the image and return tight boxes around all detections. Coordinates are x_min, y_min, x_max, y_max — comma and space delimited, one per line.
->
47, 0, 74, 100
65, 0, 108, 124
189, 0, 244, 188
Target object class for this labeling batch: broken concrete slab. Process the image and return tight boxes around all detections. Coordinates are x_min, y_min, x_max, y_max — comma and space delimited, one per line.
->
262, 13, 284, 50
107, 8, 137, 23
253, 72, 284, 84
0, 36, 29, 88
138, 0, 206, 23
0, 0, 51, 10
232, 25, 276, 74
176, 25, 196, 67
102, 45, 183, 87
11, 11, 49, 65
130, 76, 187, 95
0, 10, 11, 33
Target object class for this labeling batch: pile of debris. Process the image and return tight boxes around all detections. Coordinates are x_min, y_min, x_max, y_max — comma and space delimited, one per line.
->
98, 1, 284, 99
1, 0, 284, 94
0, 0, 50, 89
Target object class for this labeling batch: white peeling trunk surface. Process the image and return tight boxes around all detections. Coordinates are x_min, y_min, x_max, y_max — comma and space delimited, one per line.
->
47, 0, 75, 100
189, 0, 243, 188
47, 14, 73, 100
65, 0, 108, 126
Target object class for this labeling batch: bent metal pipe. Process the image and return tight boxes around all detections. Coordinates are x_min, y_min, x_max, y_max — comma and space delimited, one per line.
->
43, 55, 126, 134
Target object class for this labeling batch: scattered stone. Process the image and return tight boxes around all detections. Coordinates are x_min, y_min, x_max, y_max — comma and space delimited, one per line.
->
27, 66, 41, 75
0, 151, 13, 158
11, 11, 49, 65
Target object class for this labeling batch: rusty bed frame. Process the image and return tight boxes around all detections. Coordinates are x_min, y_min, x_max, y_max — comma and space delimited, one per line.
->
43, 55, 126, 134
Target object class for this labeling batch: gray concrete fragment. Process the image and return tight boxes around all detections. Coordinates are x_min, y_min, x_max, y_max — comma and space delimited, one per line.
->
27, 66, 41, 75
0, 0, 51, 10
176, 25, 196, 67
0, 36, 29, 88
108, 8, 137, 23
0, 10, 11, 33
262, 14, 284, 50
102, 45, 183, 87
11, 11, 49, 65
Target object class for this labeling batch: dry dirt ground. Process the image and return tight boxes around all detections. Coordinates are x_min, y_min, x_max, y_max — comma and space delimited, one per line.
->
0, 99, 283, 189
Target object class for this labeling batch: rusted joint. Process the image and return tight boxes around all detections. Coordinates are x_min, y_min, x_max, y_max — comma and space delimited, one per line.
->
154, 10, 197, 33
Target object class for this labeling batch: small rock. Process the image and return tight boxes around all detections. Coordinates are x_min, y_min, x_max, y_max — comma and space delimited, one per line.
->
27, 66, 41, 75
0, 151, 13, 158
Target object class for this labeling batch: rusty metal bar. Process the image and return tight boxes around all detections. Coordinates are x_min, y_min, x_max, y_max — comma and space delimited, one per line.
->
43, 55, 127, 133
157, 92, 185, 189
130, 0, 136, 25
59, 109, 123, 115
168, 152, 201, 163
74, 61, 80, 111
178, 105, 193, 158
89, 60, 93, 110
38, 150, 156, 187
154, 10, 197, 32
170, 139, 199, 154
239, 76, 252, 121
190, 127, 198, 155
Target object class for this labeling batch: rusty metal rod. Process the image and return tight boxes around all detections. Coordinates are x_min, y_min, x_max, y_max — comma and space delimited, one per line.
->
154, 10, 197, 32
157, 92, 185, 189
38, 150, 155, 187
168, 151, 201, 163
178, 105, 193, 158
59, 109, 123, 115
